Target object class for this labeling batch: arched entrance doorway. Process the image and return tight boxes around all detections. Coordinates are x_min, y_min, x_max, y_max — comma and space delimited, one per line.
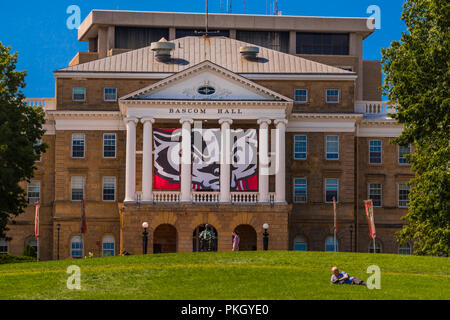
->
153, 224, 177, 254
234, 225, 257, 251
193, 224, 218, 252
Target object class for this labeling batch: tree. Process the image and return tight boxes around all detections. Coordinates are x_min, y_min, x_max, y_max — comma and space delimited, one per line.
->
0, 42, 47, 239
382, 0, 449, 256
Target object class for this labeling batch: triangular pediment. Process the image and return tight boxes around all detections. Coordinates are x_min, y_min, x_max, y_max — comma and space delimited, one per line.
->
120, 61, 292, 102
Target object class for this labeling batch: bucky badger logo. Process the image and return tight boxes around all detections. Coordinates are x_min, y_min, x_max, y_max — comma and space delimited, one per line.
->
153, 128, 258, 191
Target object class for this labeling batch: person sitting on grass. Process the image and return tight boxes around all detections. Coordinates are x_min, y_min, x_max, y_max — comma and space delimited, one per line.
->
331, 267, 366, 286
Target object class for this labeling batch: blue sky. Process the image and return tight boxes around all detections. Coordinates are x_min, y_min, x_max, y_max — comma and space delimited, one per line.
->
0, 0, 406, 98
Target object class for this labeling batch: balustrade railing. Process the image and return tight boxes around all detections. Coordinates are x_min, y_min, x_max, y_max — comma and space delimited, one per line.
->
25, 98, 56, 111
355, 101, 397, 117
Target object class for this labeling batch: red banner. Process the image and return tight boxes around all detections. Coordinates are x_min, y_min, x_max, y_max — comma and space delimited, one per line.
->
364, 200, 376, 239
34, 204, 40, 239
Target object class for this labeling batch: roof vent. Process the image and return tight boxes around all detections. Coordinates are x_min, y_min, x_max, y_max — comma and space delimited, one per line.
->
151, 38, 175, 62
240, 46, 260, 60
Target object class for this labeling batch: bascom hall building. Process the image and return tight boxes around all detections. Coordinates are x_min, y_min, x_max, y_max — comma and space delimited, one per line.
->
2, 10, 415, 260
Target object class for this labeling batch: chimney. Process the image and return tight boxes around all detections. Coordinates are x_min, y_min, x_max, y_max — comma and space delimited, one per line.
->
151, 38, 175, 62
240, 46, 260, 60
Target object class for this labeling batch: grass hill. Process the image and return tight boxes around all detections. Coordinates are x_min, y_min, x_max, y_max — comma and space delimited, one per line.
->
0, 251, 448, 300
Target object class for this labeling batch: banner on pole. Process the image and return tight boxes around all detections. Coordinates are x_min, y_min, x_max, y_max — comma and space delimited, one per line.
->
34, 204, 40, 239
364, 200, 376, 239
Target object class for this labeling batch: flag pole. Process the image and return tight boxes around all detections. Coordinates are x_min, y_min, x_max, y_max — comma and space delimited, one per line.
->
333, 197, 337, 253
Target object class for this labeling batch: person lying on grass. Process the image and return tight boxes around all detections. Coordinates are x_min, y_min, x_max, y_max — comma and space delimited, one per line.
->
331, 266, 366, 286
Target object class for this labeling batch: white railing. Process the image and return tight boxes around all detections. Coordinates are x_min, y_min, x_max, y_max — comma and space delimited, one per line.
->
25, 98, 56, 111
355, 101, 397, 117
231, 192, 260, 204
193, 192, 220, 204
153, 191, 180, 203
151, 191, 275, 205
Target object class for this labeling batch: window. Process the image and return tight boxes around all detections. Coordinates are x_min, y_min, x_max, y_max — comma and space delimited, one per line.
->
197, 86, 216, 95
103, 177, 116, 202
294, 135, 307, 160
326, 136, 339, 160
71, 235, 83, 259
72, 134, 85, 158
368, 184, 382, 207
72, 88, 86, 102
399, 145, 411, 165
325, 178, 339, 203
368, 240, 382, 253
296, 32, 349, 55
369, 140, 382, 164
325, 236, 338, 252
293, 178, 307, 203
293, 236, 307, 251
236, 30, 290, 53
27, 180, 40, 204
102, 235, 115, 257
26, 238, 38, 256
0, 239, 8, 255
399, 243, 412, 255
103, 134, 116, 158
294, 89, 308, 103
326, 89, 340, 103
71, 177, 84, 201
398, 184, 410, 208
104, 88, 117, 102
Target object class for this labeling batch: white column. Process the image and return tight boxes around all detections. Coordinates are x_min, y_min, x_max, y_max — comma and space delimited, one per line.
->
124, 116, 139, 203
180, 117, 194, 203
258, 118, 271, 203
274, 119, 288, 204
141, 116, 155, 203
219, 118, 233, 203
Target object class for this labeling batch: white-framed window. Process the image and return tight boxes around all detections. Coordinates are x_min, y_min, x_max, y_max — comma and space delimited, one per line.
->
368, 239, 382, 253
27, 180, 41, 204
326, 89, 340, 103
102, 235, 115, 257
369, 140, 382, 164
104, 88, 117, 102
72, 134, 85, 158
399, 243, 412, 255
293, 178, 307, 203
71, 177, 85, 201
326, 136, 339, 160
325, 236, 338, 252
71, 235, 84, 259
399, 145, 411, 165
0, 239, 8, 255
293, 236, 307, 251
325, 178, 339, 203
103, 177, 116, 202
294, 89, 308, 103
398, 183, 410, 208
368, 183, 382, 207
26, 238, 38, 254
294, 135, 307, 160
103, 133, 116, 158
72, 88, 86, 102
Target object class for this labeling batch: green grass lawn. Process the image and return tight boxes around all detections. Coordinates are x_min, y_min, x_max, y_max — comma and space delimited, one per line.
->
0, 251, 448, 300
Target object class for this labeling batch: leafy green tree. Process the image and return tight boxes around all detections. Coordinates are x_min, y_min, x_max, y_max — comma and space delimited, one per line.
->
0, 42, 47, 239
382, 0, 449, 256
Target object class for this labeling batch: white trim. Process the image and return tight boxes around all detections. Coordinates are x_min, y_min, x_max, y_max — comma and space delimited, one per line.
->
102, 176, 116, 202
293, 177, 307, 204
27, 180, 41, 205
325, 89, 340, 104
71, 176, 85, 202
294, 89, 308, 103
325, 135, 340, 160
71, 133, 86, 159
103, 133, 117, 159
56, 119, 125, 131
293, 135, 307, 160
54, 72, 358, 81
368, 183, 383, 208
70, 235, 84, 259
325, 178, 339, 204
104, 88, 118, 102
368, 139, 383, 165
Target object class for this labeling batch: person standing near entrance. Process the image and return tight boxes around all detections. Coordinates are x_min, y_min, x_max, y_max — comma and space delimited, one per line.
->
232, 231, 240, 252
